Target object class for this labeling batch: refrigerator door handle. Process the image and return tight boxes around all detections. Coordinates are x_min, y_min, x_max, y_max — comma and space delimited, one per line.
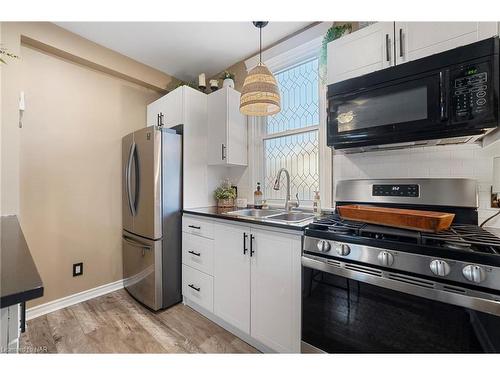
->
126, 142, 137, 216
123, 235, 152, 250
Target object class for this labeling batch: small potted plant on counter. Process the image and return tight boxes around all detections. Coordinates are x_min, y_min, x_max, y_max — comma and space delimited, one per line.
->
214, 180, 237, 207
220, 71, 235, 89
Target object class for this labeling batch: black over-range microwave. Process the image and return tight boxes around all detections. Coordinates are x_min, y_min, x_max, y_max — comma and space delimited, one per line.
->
327, 37, 500, 152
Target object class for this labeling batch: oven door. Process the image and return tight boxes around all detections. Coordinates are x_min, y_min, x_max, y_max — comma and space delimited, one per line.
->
302, 256, 500, 353
327, 72, 445, 150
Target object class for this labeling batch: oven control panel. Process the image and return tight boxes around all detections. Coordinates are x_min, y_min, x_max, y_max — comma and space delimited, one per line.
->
453, 63, 489, 119
372, 184, 419, 197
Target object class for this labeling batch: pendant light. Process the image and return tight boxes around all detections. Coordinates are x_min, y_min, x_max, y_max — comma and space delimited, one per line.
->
240, 22, 281, 116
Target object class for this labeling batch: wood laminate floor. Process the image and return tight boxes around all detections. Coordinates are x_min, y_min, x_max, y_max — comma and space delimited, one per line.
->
20, 289, 259, 353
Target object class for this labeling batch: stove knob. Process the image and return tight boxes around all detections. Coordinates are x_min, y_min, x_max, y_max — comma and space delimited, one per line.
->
335, 243, 351, 256
377, 251, 394, 267
316, 240, 331, 253
462, 265, 486, 283
430, 259, 451, 277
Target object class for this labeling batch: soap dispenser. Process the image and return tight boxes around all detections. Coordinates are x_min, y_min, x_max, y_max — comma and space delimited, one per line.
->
313, 191, 321, 216
254, 182, 263, 209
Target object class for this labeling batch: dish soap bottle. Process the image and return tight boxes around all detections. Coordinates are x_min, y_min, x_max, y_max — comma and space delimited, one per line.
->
254, 182, 263, 209
313, 191, 321, 216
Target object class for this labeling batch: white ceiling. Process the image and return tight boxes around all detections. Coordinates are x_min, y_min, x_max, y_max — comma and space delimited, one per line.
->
55, 22, 311, 82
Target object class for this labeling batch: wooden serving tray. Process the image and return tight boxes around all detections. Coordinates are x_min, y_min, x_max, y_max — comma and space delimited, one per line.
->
337, 204, 455, 233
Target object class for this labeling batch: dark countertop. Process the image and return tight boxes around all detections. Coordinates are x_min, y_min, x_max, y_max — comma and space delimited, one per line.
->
1, 215, 43, 308
183, 206, 313, 232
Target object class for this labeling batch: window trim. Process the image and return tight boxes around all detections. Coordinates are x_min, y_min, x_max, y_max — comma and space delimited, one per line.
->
259, 58, 321, 206
246, 28, 333, 208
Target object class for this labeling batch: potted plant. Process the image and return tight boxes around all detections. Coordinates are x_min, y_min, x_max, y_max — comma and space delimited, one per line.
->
220, 71, 235, 89
319, 23, 352, 84
214, 180, 237, 207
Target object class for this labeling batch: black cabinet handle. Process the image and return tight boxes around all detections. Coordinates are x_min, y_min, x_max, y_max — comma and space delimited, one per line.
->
188, 284, 200, 292
385, 34, 390, 62
20, 301, 26, 333
399, 28, 404, 57
188, 250, 201, 257
243, 232, 248, 255
160, 112, 164, 126
250, 234, 255, 257
188, 225, 201, 229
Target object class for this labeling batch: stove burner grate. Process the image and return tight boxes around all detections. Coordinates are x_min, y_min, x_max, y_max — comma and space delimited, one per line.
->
308, 214, 500, 255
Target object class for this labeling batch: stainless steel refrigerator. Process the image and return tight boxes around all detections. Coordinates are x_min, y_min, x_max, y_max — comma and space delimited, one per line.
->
122, 125, 182, 310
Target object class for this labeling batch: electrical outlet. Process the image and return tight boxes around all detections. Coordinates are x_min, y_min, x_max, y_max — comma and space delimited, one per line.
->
73, 262, 83, 277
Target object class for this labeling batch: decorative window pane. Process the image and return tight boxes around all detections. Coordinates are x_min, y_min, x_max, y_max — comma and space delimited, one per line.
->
267, 59, 319, 135
263, 58, 320, 202
264, 130, 319, 201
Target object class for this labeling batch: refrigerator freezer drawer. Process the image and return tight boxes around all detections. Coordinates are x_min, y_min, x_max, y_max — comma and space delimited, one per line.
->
122, 231, 162, 310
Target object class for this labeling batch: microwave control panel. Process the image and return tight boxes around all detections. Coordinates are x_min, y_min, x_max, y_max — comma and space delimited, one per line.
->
372, 184, 419, 197
453, 63, 489, 119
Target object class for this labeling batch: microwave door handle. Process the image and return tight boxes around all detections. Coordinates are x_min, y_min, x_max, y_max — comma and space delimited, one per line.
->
439, 70, 450, 121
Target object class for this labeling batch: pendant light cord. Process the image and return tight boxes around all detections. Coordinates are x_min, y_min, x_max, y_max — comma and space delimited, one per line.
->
259, 26, 262, 63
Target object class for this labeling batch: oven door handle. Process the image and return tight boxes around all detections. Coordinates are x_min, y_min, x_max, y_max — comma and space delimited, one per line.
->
302, 255, 500, 317
439, 69, 450, 121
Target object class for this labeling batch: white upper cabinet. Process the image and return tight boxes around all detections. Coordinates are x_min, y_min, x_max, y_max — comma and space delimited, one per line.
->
207, 87, 247, 166
328, 22, 499, 85
395, 22, 499, 65
146, 86, 184, 128
146, 86, 208, 209
327, 22, 394, 85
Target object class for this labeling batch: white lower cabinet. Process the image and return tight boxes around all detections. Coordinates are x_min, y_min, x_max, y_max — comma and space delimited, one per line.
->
213, 221, 301, 353
0, 304, 20, 353
182, 215, 302, 352
182, 264, 214, 312
249, 228, 302, 353
213, 222, 251, 334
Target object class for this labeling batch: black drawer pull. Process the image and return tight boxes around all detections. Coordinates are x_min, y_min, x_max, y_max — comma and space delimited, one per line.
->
188, 284, 200, 292
188, 250, 201, 257
188, 225, 201, 229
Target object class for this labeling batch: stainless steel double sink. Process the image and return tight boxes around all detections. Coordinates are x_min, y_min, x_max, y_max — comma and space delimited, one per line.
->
225, 208, 315, 224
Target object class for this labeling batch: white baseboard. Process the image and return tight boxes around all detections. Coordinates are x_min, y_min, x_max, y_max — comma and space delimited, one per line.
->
26, 279, 124, 321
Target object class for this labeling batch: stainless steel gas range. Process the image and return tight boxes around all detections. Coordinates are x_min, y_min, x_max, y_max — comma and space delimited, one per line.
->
301, 178, 500, 353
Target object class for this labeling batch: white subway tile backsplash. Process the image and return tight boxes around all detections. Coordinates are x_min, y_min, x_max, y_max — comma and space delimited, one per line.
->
333, 141, 500, 228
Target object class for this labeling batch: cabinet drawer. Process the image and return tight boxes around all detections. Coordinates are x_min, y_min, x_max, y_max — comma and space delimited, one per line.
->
182, 265, 214, 312
182, 232, 214, 275
182, 216, 214, 239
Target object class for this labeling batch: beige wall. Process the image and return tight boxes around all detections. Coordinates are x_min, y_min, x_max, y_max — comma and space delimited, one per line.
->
1, 22, 178, 307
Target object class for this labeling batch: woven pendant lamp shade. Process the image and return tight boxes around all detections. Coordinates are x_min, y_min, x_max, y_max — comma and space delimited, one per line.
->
240, 63, 281, 116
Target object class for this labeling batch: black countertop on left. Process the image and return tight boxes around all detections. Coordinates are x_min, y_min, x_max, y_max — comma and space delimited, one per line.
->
1, 215, 43, 308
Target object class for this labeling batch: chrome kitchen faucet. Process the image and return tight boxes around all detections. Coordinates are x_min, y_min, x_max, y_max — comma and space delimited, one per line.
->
273, 168, 299, 211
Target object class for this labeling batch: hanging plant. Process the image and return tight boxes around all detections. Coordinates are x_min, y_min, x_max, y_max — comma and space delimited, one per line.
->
0, 46, 19, 64
319, 23, 352, 84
